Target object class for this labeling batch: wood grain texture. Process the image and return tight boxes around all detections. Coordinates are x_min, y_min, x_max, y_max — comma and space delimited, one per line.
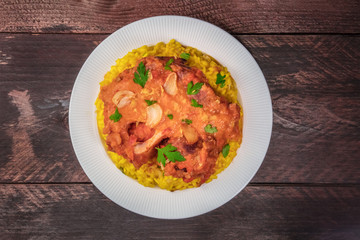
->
0, 0, 359, 34
0, 184, 359, 239
244, 35, 360, 183
0, 34, 359, 183
0, 34, 99, 182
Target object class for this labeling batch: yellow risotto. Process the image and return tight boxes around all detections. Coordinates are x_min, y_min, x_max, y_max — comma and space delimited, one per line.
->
95, 39, 242, 191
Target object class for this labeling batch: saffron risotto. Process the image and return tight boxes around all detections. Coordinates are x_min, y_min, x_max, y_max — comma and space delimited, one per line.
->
95, 39, 243, 191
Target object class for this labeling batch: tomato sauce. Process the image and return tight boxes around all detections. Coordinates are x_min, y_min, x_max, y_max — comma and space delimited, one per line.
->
99, 56, 241, 184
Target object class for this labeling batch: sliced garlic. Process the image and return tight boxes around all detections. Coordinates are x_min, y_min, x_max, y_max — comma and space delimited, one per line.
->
194, 148, 206, 170
146, 103, 163, 127
182, 124, 199, 144
148, 71, 153, 81
112, 90, 135, 108
134, 130, 164, 154
163, 72, 178, 96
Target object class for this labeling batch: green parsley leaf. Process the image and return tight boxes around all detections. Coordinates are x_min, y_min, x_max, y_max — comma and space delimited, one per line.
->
145, 100, 157, 106
156, 144, 186, 166
191, 99, 203, 108
187, 81, 204, 95
167, 114, 174, 119
164, 58, 174, 71
180, 52, 190, 60
204, 124, 218, 133
133, 61, 149, 88
109, 107, 122, 122
222, 144, 230, 158
182, 119, 192, 125
157, 149, 167, 166
216, 73, 226, 88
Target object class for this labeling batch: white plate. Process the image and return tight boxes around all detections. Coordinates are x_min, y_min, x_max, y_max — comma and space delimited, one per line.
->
69, 16, 272, 219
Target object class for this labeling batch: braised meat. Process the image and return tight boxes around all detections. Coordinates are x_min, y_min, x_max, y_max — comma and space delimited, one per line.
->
99, 56, 241, 184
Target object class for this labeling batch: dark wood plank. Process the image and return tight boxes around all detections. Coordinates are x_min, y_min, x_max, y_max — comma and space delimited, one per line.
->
244, 35, 360, 183
0, 34, 100, 182
258, 93, 360, 183
0, 34, 102, 83
0, 34, 359, 183
0, 0, 359, 34
0, 184, 359, 239
0, 82, 88, 182
242, 35, 360, 95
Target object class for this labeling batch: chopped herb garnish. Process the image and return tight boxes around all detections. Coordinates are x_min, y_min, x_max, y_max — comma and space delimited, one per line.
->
180, 52, 190, 60
222, 144, 230, 158
167, 114, 174, 119
133, 61, 149, 88
109, 107, 122, 122
191, 99, 203, 108
204, 124, 218, 133
187, 81, 204, 95
164, 58, 174, 71
145, 100, 157, 106
156, 144, 186, 167
182, 119, 192, 125
216, 73, 226, 88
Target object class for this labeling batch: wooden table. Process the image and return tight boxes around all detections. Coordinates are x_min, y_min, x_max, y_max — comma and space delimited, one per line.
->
1, 1, 359, 239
